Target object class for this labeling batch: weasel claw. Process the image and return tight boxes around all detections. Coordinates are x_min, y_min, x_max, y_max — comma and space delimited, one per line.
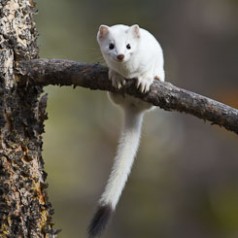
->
109, 70, 126, 89
136, 77, 153, 93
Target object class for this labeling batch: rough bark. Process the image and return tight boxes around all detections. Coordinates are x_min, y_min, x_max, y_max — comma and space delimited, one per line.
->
16, 59, 238, 135
0, 1, 56, 237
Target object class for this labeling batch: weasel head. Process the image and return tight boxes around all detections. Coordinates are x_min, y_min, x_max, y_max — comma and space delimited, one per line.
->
97, 24, 141, 64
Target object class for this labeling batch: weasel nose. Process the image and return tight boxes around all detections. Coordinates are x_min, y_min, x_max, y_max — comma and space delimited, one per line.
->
117, 54, 125, 61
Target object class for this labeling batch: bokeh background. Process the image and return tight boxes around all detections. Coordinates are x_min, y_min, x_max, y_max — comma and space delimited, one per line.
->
35, 1, 238, 237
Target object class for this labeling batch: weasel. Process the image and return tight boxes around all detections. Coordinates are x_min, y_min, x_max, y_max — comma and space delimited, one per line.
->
88, 24, 165, 237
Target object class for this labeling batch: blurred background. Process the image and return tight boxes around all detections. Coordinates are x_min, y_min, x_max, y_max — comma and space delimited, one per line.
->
35, 0, 238, 237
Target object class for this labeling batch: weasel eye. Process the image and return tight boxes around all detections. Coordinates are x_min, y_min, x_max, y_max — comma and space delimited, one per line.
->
126, 44, 131, 50
109, 43, 115, 50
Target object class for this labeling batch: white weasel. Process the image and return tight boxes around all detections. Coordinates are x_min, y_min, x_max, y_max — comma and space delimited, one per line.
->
88, 24, 165, 237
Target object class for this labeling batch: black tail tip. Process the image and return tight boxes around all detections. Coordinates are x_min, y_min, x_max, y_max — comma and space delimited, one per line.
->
88, 204, 113, 238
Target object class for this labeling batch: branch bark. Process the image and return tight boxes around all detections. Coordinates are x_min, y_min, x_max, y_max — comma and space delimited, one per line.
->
16, 59, 238, 135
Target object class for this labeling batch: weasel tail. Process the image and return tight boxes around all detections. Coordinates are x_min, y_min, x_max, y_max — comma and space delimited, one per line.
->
90, 23, 165, 237
88, 100, 145, 237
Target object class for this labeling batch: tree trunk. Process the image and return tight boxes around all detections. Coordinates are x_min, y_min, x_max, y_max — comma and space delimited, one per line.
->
0, 1, 56, 237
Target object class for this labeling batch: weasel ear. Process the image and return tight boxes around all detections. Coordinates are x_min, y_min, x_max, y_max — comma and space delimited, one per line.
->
130, 24, 140, 38
98, 25, 109, 40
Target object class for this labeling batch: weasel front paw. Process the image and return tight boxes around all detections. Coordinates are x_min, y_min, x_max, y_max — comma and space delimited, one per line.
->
136, 76, 153, 93
109, 70, 126, 89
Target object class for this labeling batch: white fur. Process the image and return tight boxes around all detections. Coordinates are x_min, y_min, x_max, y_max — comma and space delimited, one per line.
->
97, 24, 165, 210
99, 104, 144, 209
97, 24, 164, 92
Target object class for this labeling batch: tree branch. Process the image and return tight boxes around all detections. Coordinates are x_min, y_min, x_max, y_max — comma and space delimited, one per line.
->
15, 58, 238, 134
